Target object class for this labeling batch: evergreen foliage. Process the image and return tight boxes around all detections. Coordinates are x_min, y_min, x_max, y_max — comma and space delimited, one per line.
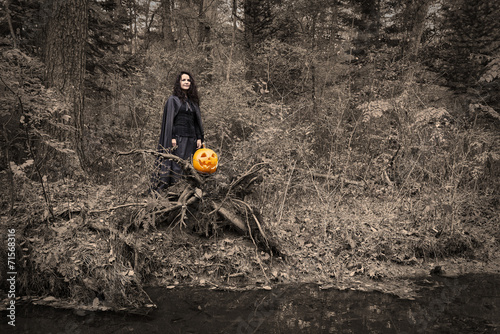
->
438, 0, 500, 88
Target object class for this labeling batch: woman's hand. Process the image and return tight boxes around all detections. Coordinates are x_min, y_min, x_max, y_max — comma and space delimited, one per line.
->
172, 138, 177, 148
196, 139, 202, 149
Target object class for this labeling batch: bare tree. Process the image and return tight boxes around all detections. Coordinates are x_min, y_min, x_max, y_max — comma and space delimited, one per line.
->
226, 0, 238, 82
405, 0, 433, 57
160, 0, 176, 48
4, 0, 18, 48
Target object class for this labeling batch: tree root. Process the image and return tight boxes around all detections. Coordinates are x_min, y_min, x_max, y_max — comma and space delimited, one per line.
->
115, 150, 282, 255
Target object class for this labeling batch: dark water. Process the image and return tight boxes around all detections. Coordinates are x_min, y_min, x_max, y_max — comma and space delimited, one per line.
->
2, 274, 499, 333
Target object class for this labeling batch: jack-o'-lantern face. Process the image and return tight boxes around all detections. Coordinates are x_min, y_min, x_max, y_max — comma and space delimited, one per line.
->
193, 148, 218, 174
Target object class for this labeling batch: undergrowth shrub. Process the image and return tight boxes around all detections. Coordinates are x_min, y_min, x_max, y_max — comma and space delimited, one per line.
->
252, 39, 313, 101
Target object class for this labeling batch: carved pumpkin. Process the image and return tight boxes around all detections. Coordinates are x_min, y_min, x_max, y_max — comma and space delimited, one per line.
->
193, 148, 218, 174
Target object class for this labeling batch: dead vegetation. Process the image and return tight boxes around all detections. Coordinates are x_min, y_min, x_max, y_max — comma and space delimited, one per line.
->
2, 146, 498, 312
0, 148, 287, 312
117, 148, 282, 256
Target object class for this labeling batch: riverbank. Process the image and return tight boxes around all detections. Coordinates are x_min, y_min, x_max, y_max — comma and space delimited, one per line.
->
1, 173, 499, 312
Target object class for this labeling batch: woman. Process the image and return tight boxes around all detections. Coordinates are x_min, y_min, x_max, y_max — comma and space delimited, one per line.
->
152, 71, 204, 191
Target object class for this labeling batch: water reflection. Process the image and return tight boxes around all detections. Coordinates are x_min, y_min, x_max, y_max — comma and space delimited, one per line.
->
234, 275, 499, 333
2, 274, 499, 333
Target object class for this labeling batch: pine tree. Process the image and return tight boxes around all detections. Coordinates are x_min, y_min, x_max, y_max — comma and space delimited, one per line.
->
439, 0, 500, 88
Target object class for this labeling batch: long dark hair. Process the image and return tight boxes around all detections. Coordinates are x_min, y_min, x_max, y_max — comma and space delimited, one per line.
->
172, 71, 200, 106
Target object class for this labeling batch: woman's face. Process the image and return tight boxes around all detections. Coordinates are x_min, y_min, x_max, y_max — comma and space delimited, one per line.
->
180, 74, 191, 91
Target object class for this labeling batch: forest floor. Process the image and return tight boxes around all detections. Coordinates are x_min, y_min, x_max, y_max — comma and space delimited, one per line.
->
1, 171, 499, 312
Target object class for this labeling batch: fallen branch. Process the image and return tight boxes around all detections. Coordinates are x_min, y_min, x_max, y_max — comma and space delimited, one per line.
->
211, 200, 282, 256
59, 155, 280, 255
229, 162, 268, 191
118, 148, 204, 185
302, 170, 365, 187
211, 201, 247, 232
89, 203, 147, 214
209, 162, 268, 215
152, 196, 199, 216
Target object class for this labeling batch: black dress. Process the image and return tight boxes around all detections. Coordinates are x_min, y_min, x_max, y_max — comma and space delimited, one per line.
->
151, 95, 204, 191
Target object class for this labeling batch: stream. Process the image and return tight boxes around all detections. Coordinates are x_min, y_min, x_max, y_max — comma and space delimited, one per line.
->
2, 274, 499, 333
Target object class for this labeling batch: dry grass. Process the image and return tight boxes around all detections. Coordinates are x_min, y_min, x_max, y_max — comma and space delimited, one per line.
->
1, 152, 498, 310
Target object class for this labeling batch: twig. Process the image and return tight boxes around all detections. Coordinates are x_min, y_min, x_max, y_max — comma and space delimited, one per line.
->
25, 109, 55, 221
301, 169, 365, 187
243, 208, 270, 283
244, 205, 257, 246
382, 170, 393, 187
230, 162, 268, 189
89, 203, 147, 214
154, 196, 199, 217
277, 160, 296, 225
233, 199, 270, 250
176, 186, 195, 228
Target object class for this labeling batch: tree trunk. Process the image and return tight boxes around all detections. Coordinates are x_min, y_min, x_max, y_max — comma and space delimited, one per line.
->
226, 0, 237, 82
196, 0, 213, 81
197, 0, 207, 46
359, 0, 381, 45
130, 1, 138, 54
311, 13, 318, 114
143, 0, 152, 36
44, 0, 88, 171
4, 0, 18, 48
115, 0, 126, 54
161, 0, 176, 49
243, 0, 273, 80
406, 0, 432, 58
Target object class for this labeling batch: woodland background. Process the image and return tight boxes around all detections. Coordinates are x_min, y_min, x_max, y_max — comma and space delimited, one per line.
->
0, 0, 499, 310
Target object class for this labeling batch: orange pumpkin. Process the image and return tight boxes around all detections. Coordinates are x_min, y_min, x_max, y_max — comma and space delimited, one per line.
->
193, 148, 218, 174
